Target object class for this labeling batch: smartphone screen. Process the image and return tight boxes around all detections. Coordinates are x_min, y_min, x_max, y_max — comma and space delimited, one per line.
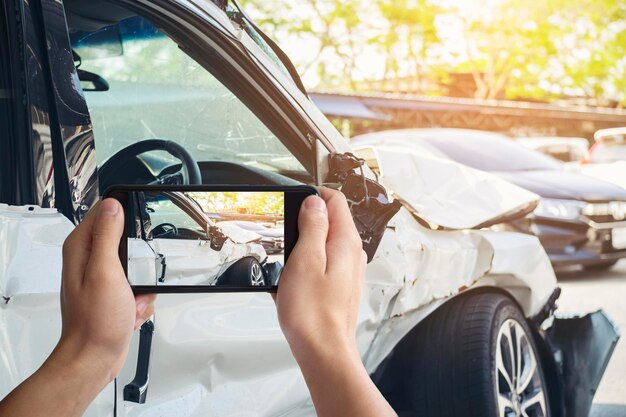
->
104, 185, 317, 293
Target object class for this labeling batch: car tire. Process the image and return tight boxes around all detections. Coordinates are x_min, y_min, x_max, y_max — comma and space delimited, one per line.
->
389, 292, 551, 417
583, 260, 618, 271
218, 257, 266, 286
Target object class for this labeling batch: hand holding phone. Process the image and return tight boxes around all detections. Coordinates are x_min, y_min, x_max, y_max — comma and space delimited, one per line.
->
105, 185, 318, 293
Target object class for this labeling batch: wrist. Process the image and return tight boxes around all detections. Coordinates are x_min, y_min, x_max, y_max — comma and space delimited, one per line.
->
47, 338, 118, 390
288, 332, 362, 373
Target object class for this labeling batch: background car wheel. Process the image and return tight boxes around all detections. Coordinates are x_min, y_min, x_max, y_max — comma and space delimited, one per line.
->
383, 292, 551, 417
219, 257, 266, 286
583, 260, 618, 271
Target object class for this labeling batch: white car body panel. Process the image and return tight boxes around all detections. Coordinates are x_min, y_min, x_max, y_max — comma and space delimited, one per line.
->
0, 202, 556, 417
217, 223, 264, 244
127, 238, 266, 286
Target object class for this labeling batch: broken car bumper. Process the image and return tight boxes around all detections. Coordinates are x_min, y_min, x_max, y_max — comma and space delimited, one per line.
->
545, 310, 620, 417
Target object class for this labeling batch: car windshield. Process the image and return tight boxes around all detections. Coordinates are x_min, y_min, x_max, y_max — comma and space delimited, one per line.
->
70, 16, 307, 176
145, 192, 207, 237
420, 132, 562, 172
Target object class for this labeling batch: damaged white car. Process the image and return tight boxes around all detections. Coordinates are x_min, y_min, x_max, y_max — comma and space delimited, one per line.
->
126, 191, 278, 287
0, 1, 618, 417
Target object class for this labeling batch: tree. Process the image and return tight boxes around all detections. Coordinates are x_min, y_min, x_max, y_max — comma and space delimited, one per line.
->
369, 0, 447, 93
242, 0, 626, 105
445, 0, 626, 104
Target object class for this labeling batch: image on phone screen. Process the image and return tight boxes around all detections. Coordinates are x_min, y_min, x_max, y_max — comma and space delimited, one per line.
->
127, 190, 285, 288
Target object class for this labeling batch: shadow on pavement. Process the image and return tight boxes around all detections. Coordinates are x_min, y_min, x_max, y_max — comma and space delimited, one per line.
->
590, 403, 626, 417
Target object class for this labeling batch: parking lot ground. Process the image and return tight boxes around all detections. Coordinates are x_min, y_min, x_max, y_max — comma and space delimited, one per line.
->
557, 259, 626, 417
267, 253, 283, 264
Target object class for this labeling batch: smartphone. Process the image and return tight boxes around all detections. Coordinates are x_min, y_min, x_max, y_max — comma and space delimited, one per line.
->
104, 185, 318, 293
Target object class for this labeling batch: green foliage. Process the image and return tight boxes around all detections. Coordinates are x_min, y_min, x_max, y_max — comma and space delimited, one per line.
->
241, 0, 625, 106
189, 192, 284, 216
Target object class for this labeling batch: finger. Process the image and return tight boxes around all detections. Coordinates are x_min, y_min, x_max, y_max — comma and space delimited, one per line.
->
134, 294, 156, 330
61, 201, 100, 290
85, 198, 125, 282
320, 188, 360, 244
320, 189, 363, 272
285, 195, 329, 270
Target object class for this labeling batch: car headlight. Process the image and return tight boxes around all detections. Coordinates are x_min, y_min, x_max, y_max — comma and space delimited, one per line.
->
582, 202, 626, 220
533, 198, 586, 220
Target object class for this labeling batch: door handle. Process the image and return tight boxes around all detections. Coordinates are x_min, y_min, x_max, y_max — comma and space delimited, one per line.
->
157, 253, 166, 283
124, 319, 154, 404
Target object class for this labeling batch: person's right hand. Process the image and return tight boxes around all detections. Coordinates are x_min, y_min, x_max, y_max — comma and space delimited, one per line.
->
275, 188, 396, 417
275, 187, 367, 357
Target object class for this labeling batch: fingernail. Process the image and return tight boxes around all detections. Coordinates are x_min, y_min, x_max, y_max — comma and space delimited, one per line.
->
100, 199, 119, 216
304, 196, 327, 213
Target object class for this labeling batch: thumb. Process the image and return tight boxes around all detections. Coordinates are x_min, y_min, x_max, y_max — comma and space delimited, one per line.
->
86, 198, 125, 277
288, 195, 329, 265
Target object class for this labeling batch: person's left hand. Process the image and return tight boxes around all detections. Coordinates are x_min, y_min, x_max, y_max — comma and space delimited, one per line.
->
54, 198, 155, 385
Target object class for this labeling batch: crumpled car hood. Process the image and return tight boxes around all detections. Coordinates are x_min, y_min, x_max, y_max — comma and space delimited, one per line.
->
351, 137, 539, 229
216, 223, 263, 244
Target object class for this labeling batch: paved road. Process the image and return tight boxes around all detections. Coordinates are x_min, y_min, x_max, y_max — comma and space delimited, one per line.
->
557, 259, 626, 417
267, 253, 283, 264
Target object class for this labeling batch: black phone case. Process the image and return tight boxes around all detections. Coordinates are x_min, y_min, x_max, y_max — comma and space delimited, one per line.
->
103, 184, 318, 293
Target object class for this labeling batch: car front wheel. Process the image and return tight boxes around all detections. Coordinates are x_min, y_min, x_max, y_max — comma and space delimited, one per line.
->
384, 292, 551, 417
218, 257, 266, 286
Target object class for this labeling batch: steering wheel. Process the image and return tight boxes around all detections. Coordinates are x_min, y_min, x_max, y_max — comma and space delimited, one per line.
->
152, 223, 178, 239
99, 139, 202, 187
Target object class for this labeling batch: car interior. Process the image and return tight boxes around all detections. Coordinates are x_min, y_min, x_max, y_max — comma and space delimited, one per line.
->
63, 0, 311, 194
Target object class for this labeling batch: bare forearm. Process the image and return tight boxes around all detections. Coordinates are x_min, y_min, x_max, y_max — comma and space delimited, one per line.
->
293, 342, 397, 417
0, 344, 110, 417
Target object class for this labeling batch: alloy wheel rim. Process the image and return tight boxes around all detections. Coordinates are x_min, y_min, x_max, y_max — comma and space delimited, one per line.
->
495, 319, 547, 417
250, 263, 264, 286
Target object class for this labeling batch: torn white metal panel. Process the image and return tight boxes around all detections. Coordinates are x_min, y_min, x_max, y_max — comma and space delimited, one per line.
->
0, 203, 555, 417
350, 134, 539, 229
359, 212, 557, 373
128, 238, 267, 286
360, 208, 495, 370
388, 212, 495, 316
0, 204, 73, 296
0, 206, 114, 416
0, 294, 115, 416
472, 230, 557, 317
116, 293, 312, 417
217, 223, 263, 244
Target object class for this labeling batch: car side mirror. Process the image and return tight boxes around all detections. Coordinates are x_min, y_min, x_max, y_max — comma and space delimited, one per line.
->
208, 225, 228, 251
